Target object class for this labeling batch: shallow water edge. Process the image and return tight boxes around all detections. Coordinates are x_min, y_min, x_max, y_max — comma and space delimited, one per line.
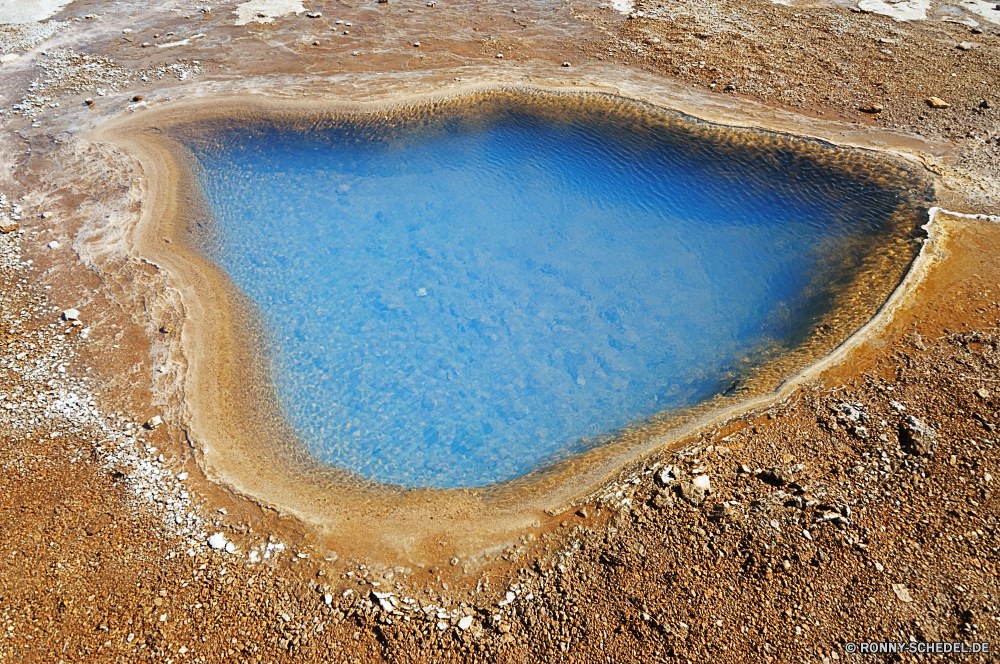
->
84, 84, 938, 565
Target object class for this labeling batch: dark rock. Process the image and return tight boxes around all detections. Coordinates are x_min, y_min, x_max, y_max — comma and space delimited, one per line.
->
759, 466, 795, 487
899, 415, 937, 456
710, 503, 736, 521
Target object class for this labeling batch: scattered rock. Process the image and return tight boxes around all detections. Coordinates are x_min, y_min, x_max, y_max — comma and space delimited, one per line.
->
979, 100, 991, 110
899, 415, 937, 456
458, 616, 474, 630
656, 465, 678, 487
576, 507, 589, 519
975, 388, 990, 398
759, 466, 794, 487
146, 415, 163, 429
85, 514, 109, 535
651, 490, 674, 510
62, 309, 80, 321
926, 97, 950, 109
674, 481, 705, 506
891, 584, 913, 603
859, 104, 883, 114
957, 41, 980, 51
306, 11, 322, 17
208, 533, 227, 550
0, 221, 18, 234
132, 95, 143, 102
692, 474, 711, 492
496, 53, 504, 58
48, 240, 60, 249
710, 502, 736, 521
450, 557, 459, 566
562, 61, 571, 67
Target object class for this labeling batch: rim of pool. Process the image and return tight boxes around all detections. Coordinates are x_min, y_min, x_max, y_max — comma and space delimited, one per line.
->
80, 84, 939, 562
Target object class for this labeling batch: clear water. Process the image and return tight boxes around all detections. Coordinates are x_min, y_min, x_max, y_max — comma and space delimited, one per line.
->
182, 97, 914, 488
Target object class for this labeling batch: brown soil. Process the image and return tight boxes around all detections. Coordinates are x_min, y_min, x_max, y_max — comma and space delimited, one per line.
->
1, 0, 999, 662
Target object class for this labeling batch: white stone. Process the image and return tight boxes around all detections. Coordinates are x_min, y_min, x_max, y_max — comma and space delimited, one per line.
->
225, 541, 237, 554
324, 593, 333, 605
62, 309, 79, 321
857, 0, 930, 21
233, 0, 304, 25
208, 532, 227, 549
458, 616, 474, 630
147, 415, 163, 428
48, 240, 59, 249
692, 474, 711, 491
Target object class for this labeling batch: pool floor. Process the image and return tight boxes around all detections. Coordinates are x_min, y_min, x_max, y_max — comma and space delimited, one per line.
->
180, 95, 919, 487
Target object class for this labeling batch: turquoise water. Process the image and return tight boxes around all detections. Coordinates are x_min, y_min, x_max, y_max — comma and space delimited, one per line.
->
183, 98, 914, 488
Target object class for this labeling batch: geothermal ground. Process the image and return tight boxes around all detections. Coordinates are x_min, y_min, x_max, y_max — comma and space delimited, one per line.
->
1, 0, 999, 662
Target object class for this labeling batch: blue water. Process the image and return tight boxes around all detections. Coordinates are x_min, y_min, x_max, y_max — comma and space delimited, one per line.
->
183, 100, 909, 487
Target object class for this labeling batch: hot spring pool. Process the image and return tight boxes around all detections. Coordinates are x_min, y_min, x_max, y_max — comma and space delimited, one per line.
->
176, 93, 925, 488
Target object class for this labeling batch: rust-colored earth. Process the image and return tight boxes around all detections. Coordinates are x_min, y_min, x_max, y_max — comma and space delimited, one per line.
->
1, 0, 998, 661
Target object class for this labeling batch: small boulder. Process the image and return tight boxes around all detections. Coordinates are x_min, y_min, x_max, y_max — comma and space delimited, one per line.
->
208, 533, 227, 550
651, 490, 674, 510
655, 465, 678, 487
674, 481, 705, 506
62, 309, 80, 321
859, 104, 883, 114
759, 466, 794, 487
926, 97, 950, 109
146, 415, 163, 429
710, 502, 736, 521
899, 415, 936, 456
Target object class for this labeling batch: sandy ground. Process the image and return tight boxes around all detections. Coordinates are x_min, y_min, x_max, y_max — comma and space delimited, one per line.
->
1, 0, 999, 661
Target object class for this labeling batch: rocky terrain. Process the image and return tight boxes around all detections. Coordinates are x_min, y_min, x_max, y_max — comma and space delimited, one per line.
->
1, 0, 999, 662
3, 203, 999, 662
